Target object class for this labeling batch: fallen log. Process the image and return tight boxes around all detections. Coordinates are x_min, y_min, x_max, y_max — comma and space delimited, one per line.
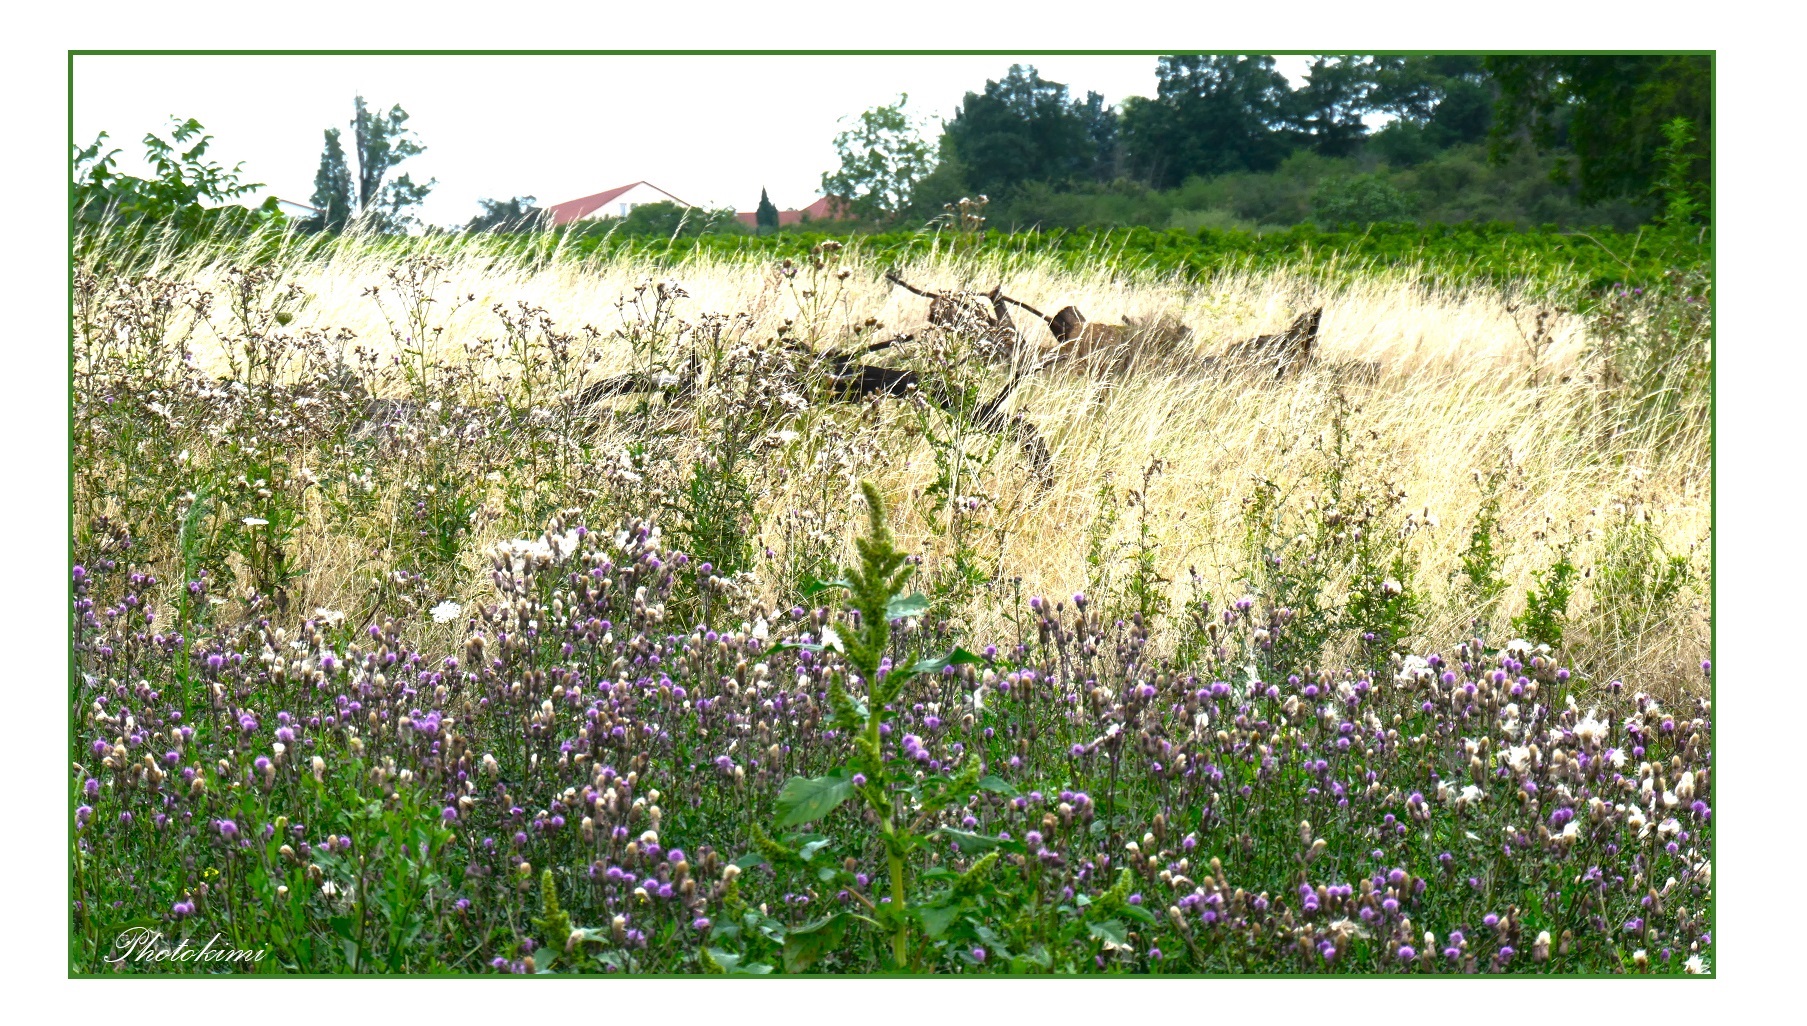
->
571, 331, 1053, 485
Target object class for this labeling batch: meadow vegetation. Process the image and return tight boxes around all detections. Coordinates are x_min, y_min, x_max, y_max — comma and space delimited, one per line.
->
70, 223, 1711, 974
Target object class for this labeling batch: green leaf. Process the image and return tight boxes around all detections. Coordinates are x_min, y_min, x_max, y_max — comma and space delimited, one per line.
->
908, 647, 987, 677
974, 925, 1013, 959
802, 578, 853, 598
774, 771, 854, 828
976, 775, 1018, 797
782, 913, 848, 973
886, 591, 929, 620
937, 827, 1026, 855
918, 903, 960, 938
798, 838, 835, 862
705, 947, 774, 974
1014, 945, 1053, 970
731, 851, 769, 870
1088, 919, 1131, 950
1119, 903, 1157, 925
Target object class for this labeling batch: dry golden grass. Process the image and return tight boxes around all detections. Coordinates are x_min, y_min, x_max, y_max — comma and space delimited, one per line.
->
113, 235, 1711, 698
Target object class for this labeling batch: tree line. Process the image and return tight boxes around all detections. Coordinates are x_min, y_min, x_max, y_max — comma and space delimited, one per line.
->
824, 55, 1710, 231
71, 55, 1709, 241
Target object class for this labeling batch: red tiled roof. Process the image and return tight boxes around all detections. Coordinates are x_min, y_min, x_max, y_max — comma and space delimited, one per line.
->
800, 195, 849, 219
547, 182, 695, 226
734, 196, 851, 227
546, 183, 640, 225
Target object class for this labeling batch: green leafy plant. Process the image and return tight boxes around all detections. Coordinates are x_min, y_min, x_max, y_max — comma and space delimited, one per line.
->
73, 117, 281, 236
1511, 537, 1579, 649
765, 482, 986, 969
1453, 455, 1513, 634
1591, 501, 1694, 653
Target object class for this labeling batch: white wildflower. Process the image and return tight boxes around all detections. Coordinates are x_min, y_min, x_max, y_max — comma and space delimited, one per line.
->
1503, 745, 1532, 775
431, 601, 463, 624
1395, 655, 1432, 684
1575, 713, 1608, 748
242, 516, 269, 527
1684, 954, 1707, 974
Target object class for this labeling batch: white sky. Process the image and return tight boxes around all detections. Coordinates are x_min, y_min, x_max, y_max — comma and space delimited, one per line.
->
74, 54, 1317, 228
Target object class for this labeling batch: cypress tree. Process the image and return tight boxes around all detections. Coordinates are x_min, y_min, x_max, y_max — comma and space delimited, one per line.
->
755, 187, 779, 232
307, 128, 354, 233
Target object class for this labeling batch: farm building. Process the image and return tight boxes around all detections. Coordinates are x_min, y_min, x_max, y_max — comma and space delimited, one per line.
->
736, 195, 851, 227
545, 182, 694, 225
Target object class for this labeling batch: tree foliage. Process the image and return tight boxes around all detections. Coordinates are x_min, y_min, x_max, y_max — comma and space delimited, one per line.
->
1287, 55, 1380, 158
755, 188, 780, 232
935, 65, 1108, 199
351, 96, 435, 230
301, 96, 436, 234
1485, 55, 1711, 207
72, 117, 280, 234
570, 200, 745, 239
1120, 55, 1295, 187
819, 95, 936, 224
305, 128, 355, 233
465, 196, 544, 233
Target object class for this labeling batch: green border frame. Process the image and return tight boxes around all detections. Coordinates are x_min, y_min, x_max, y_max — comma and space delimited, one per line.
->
66, 46, 1705, 975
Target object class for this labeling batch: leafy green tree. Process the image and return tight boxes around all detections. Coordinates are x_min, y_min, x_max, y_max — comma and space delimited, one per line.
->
1650, 117, 1707, 230
1370, 55, 1495, 150
755, 188, 780, 233
1485, 55, 1710, 206
576, 200, 744, 238
304, 128, 355, 233
338, 96, 436, 231
1076, 89, 1121, 182
465, 196, 543, 233
72, 117, 279, 234
1120, 55, 1295, 187
1287, 55, 1380, 157
936, 66, 1106, 198
1311, 172, 1415, 226
820, 95, 936, 223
